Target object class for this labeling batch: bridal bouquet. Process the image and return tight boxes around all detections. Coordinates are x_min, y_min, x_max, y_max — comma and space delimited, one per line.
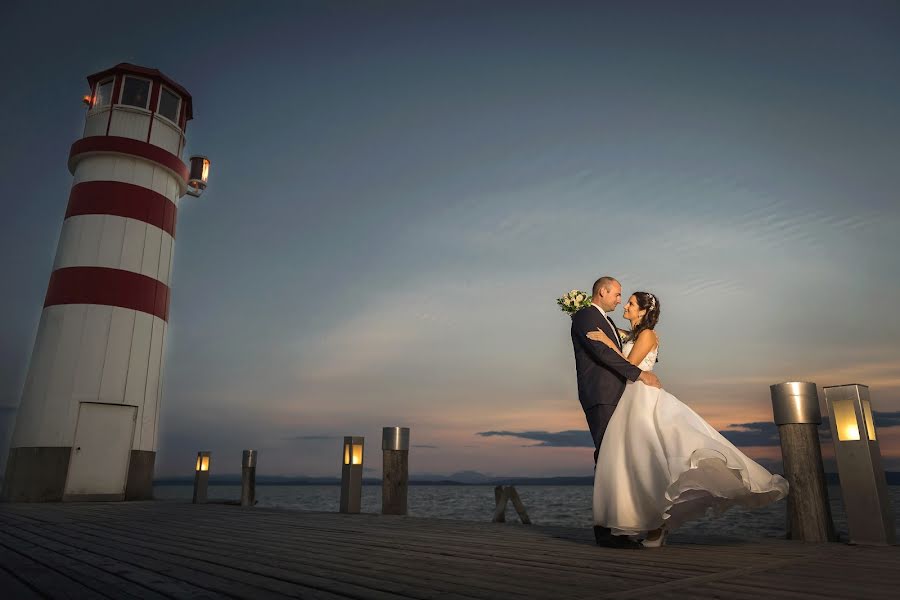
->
557, 289, 591, 315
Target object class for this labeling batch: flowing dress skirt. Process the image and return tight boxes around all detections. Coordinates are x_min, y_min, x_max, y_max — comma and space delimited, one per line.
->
593, 381, 789, 536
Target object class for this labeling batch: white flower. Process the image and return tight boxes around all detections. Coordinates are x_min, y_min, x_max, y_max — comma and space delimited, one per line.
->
570, 289, 578, 296
563, 298, 572, 306
576, 294, 585, 303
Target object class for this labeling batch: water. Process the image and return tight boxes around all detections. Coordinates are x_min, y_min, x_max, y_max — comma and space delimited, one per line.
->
154, 484, 900, 540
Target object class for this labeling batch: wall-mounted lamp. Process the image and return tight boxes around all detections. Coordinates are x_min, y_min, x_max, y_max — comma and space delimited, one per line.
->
186, 155, 210, 198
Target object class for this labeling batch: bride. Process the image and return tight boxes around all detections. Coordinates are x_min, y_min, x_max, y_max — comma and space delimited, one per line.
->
586, 292, 788, 547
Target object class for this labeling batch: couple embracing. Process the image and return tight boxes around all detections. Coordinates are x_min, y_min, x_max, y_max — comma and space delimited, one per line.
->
571, 276, 788, 549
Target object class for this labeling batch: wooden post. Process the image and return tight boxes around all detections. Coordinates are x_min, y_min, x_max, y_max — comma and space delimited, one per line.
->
492, 486, 531, 524
492, 486, 506, 522
507, 486, 532, 525
492, 486, 509, 522
240, 450, 257, 507
770, 382, 837, 542
381, 427, 409, 515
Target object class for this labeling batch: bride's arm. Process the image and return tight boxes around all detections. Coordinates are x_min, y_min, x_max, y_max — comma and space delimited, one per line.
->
625, 329, 658, 367
585, 329, 626, 358
572, 312, 662, 388
572, 313, 642, 383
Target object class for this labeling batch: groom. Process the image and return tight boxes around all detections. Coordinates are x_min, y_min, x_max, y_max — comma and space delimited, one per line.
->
571, 276, 662, 548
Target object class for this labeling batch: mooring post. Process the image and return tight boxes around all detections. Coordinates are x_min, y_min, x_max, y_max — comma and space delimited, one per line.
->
381, 427, 410, 515
507, 486, 532, 524
241, 449, 257, 507
492, 485, 531, 524
770, 382, 837, 542
492, 486, 510, 522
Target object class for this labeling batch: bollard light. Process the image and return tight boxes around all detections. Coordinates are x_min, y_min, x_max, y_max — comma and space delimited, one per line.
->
382, 427, 410, 515
192, 451, 211, 504
823, 384, 896, 545
195, 452, 210, 472
770, 382, 837, 542
340, 436, 364, 514
241, 449, 257, 508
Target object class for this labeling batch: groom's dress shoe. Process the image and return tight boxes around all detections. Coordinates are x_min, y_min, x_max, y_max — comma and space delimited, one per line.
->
593, 526, 642, 549
605, 536, 643, 549
593, 525, 613, 545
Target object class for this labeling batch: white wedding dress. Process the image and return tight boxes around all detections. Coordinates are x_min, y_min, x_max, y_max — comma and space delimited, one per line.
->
592, 340, 788, 537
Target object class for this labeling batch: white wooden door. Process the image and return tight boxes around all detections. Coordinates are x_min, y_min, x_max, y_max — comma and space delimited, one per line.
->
64, 402, 137, 501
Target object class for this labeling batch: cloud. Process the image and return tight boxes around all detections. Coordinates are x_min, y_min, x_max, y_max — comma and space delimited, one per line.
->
718, 422, 782, 447
481, 412, 900, 451
874, 411, 900, 428
720, 412, 900, 447
413, 444, 439, 449
282, 435, 341, 441
477, 430, 594, 447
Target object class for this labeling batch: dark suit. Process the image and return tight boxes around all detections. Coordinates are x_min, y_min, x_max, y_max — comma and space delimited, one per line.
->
571, 305, 642, 463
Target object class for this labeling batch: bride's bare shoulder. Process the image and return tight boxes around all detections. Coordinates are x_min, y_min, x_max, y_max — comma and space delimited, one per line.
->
636, 329, 659, 344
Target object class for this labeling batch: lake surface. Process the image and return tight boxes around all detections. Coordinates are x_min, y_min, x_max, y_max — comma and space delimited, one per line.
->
154, 484, 900, 540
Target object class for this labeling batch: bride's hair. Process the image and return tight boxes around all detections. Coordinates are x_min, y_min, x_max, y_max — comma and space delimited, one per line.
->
626, 291, 660, 343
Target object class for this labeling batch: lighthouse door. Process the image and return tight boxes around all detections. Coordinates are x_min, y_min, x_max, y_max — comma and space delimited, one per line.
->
63, 402, 137, 501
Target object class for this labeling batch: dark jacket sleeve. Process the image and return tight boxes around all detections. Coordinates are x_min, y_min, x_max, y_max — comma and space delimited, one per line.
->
572, 311, 643, 383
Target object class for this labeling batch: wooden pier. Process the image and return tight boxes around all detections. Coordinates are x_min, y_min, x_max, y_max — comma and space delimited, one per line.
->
1, 501, 898, 599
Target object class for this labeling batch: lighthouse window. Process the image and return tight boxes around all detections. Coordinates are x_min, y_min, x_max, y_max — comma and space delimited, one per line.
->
121, 76, 151, 109
93, 79, 113, 109
158, 87, 181, 123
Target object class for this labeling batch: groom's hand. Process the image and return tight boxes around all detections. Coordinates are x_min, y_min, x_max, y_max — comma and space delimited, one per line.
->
639, 371, 662, 389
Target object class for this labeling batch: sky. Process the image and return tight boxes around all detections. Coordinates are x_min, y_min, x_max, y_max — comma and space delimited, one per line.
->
1, 0, 899, 479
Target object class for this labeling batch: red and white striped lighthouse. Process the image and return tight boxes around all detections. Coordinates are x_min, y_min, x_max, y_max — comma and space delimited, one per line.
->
3, 64, 207, 502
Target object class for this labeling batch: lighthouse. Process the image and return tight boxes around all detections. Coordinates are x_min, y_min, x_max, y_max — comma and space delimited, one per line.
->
3, 64, 208, 502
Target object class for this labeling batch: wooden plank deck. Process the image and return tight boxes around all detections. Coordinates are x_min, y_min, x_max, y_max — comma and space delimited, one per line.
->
1, 501, 897, 599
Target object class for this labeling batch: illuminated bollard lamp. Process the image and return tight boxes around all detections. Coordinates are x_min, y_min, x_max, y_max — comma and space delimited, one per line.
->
192, 451, 211, 504
823, 384, 896, 545
382, 427, 410, 515
770, 382, 837, 542
240, 450, 257, 508
340, 436, 364, 514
